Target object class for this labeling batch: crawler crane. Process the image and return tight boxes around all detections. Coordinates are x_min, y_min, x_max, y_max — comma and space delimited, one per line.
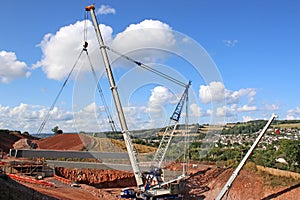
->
86, 5, 189, 199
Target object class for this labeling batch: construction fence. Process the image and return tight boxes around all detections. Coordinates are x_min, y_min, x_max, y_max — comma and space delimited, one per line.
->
257, 165, 300, 180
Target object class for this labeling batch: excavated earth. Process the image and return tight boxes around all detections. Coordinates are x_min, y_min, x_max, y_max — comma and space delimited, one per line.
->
1, 133, 300, 199
55, 167, 136, 188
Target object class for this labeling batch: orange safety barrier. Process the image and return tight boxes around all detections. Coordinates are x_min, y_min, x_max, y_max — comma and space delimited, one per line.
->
54, 174, 71, 185
6, 173, 55, 187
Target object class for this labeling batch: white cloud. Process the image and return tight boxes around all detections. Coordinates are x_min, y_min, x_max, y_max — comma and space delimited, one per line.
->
264, 103, 279, 111
242, 116, 254, 122
226, 88, 256, 104
96, 5, 116, 15
146, 86, 175, 113
34, 20, 113, 80
223, 39, 238, 47
0, 102, 113, 133
123, 106, 152, 130
1, 103, 73, 133
0, 50, 31, 83
83, 102, 97, 113
237, 104, 257, 112
189, 103, 211, 117
190, 103, 202, 117
216, 105, 236, 117
199, 81, 226, 104
34, 19, 176, 80
286, 107, 300, 120
199, 82, 256, 105
111, 19, 176, 62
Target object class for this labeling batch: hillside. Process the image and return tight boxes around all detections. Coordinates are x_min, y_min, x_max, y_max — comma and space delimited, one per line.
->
35, 133, 156, 153
0, 174, 56, 200
0, 129, 39, 154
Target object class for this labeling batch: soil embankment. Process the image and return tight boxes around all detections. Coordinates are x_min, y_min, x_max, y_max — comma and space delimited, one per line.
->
0, 129, 39, 154
55, 167, 136, 188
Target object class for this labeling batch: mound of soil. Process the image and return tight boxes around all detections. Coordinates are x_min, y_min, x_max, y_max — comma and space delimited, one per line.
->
35, 133, 156, 154
13, 138, 38, 149
0, 130, 39, 154
55, 167, 136, 188
181, 167, 300, 200
36, 134, 91, 151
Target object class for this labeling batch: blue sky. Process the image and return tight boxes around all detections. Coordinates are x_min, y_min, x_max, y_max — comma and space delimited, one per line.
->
0, 0, 299, 133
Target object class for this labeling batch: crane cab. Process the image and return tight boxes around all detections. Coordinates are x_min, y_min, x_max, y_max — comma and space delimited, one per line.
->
121, 188, 136, 198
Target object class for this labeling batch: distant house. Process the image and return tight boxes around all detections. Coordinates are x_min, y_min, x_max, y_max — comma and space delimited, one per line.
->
275, 157, 288, 165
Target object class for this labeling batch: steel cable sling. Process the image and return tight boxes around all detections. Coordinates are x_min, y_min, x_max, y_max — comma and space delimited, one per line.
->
83, 11, 118, 133
105, 46, 187, 88
83, 48, 118, 133
36, 50, 84, 134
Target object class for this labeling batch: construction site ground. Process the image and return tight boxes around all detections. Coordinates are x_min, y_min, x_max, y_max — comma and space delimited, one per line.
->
1, 164, 300, 200
1, 132, 300, 199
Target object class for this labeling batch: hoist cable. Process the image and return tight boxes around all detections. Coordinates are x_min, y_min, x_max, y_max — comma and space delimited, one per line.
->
36, 49, 85, 134
84, 49, 119, 133
184, 86, 190, 175
105, 46, 186, 88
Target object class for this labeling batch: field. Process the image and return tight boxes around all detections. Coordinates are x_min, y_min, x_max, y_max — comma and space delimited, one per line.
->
272, 123, 300, 129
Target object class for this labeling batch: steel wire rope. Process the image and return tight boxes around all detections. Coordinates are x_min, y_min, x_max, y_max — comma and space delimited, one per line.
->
36, 49, 85, 134
183, 86, 190, 175
83, 49, 119, 133
105, 46, 187, 88
82, 10, 119, 134
104, 45, 194, 177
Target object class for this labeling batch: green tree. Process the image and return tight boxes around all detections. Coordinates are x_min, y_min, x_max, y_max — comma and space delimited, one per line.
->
52, 126, 63, 135
22, 131, 30, 136
277, 140, 300, 172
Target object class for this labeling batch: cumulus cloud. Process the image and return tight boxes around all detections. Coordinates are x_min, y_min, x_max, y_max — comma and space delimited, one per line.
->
199, 82, 225, 104
0, 103, 73, 133
0, 102, 117, 133
146, 86, 175, 113
96, 5, 116, 15
190, 103, 202, 117
216, 105, 236, 117
34, 18, 176, 80
111, 19, 176, 62
237, 105, 257, 112
225, 88, 256, 104
215, 103, 258, 118
33, 20, 113, 80
199, 81, 256, 105
189, 103, 211, 117
199, 81, 226, 104
0, 51, 31, 83
286, 107, 300, 120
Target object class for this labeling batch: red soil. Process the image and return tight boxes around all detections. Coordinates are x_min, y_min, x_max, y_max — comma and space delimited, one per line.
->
0, 130, 39, 154
36, 134, 91, 150
55, 167, 136, 188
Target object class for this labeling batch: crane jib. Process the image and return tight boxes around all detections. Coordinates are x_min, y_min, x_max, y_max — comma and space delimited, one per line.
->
170, 82, 190, 122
